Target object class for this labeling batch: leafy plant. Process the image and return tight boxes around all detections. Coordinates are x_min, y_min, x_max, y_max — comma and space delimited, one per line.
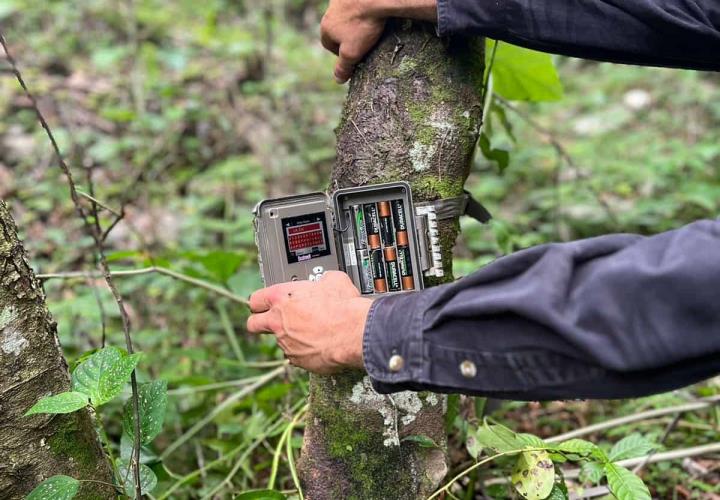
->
24, 347, 167, 500
463, 421, 655, 500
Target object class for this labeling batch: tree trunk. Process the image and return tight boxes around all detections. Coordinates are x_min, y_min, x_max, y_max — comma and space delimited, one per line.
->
298, 21, 484, 499
0, 200, 114, 499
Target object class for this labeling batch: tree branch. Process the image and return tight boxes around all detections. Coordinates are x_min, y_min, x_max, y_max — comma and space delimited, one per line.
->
37, 266, 250, 306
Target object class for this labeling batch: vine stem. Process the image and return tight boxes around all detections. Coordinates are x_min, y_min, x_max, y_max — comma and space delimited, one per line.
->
0, 31, 144, 498
427, 448, 546, 500
285, 409, 305, 500
37, 266, 250, 306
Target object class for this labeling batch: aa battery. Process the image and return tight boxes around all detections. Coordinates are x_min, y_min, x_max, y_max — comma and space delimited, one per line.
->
383, 247, 401, 292
356, 249, 374, 294
369, 248, 387, 293
352, 205, 368, 250
363, 203, 381, 250
377, 201, 395, 247
397, 246, 415, 290
391, 199, 409, 247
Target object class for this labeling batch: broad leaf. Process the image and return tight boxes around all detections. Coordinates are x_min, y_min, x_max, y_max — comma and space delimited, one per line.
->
487, 40, 563, 102
475, 423, 526, 454
511, 450, 555, 500
120, 432, 159, 464
580, 461, 606, 485
466, 434, 482, 460
71, 347, 123, 405
605, 463, 651, 500
401, 435, 439, 448
123, 380, 168, 445
72, 347, 141, 406
235, 490, 287, 500
479, 132, 510, 173
556, 438, 597, 456
98, 353, 142, 404
608, 433, 656, 462
26, 475, 79, 500
118, 460, 157, 498
545, 483, 569, 500
25, 392, 89, 416
518, 433, 547, 449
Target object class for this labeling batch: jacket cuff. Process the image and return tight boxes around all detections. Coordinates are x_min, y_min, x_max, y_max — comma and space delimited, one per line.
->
436, 0, 513, 37
362, 288, 440, 387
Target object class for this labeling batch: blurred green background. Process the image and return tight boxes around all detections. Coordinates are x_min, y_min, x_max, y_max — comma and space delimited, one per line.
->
1, 0, 718, 498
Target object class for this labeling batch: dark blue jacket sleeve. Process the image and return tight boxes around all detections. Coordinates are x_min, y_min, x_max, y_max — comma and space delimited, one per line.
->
437, 0, 720, 71
363, 220, 720, 400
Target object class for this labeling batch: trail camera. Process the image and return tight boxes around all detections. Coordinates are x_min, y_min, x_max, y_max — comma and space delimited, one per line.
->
253, 182, 448, 296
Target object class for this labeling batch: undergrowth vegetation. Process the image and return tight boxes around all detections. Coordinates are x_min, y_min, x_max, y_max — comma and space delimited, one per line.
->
1, 0, 718, 498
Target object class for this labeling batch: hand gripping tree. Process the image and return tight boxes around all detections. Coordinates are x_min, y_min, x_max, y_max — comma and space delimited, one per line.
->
297, 21, 484, 499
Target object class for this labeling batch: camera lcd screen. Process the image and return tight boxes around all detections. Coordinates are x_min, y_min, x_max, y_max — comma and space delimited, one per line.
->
282, 212, 331, 264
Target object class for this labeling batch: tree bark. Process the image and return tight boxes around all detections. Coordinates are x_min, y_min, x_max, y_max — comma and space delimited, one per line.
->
0, 200, 114, 499
297, 21, 484, 499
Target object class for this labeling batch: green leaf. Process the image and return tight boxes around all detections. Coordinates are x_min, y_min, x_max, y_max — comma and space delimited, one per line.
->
123, 380, 168, 445
98, 353, 142, 404
475, 423, 526, 454
608, 433, 656, 462
401, 435, 439, 448
580, 461, 606, 485
26, 475, 79, 500
118, 460, 157, 498
604, 463, 651, 500
445, 393, 460, 433
518, 433, 547, 449
488, 40, 563, 102
545, 483, 569, 500
511, 450, 555, 500
556, 438, 597, 456
72, 347, 141, 406
235, 490, 287, 500
119, 432, 159, 464
71, 347, 123, 405
25, 392, 89, 416
479, 132, 510, 173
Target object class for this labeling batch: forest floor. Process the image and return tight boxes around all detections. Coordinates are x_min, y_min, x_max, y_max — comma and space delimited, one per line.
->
1, 1, 718, 498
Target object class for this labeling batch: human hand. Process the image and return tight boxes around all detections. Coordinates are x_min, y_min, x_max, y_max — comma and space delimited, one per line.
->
320, 0, 438, 83
247, 271, 372, 374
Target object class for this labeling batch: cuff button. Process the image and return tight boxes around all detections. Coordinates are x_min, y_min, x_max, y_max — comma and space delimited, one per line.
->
460, 360, 477, 378
388, 354, 404, 372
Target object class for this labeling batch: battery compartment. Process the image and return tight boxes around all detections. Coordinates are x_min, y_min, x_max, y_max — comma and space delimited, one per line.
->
333, 182, 424, 295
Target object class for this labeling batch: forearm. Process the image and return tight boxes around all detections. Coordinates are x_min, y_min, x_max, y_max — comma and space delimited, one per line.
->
363, 219, 720, 400
437, 0, 720, 71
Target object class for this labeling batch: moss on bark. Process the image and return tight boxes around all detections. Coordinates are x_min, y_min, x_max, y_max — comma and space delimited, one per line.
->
298, 21, 484, 499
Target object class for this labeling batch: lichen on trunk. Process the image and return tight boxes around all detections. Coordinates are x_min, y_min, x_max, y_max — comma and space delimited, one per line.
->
297, 21, 484, 499
0, 200, 114, 499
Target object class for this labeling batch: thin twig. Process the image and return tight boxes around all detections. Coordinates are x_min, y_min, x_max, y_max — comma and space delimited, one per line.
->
494, 94, 619, 226
562, 442, 720, 480
633, 411, 682, 474
77, 190, 122, 217
159, 365, 287, 461
0, 32, 144, 497
157, 399, 306, 500
546, 395, 720, 443
37, 266, 250, 306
